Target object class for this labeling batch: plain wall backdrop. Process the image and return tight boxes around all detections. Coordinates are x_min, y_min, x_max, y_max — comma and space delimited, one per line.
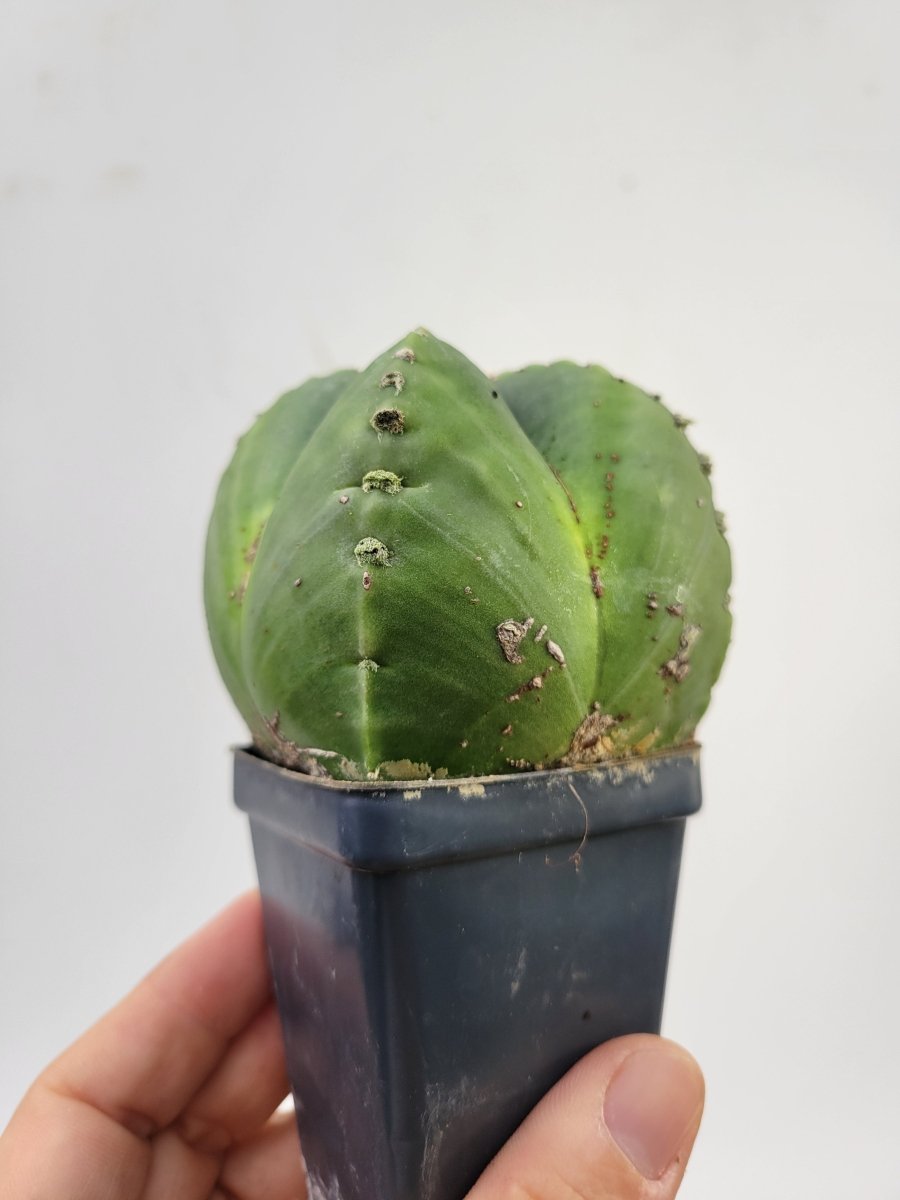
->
2, 1, 898, 1196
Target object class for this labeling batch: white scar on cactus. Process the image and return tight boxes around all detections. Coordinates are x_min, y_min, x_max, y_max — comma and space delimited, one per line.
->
546, 639, 566, 667
379, 370, 405, 394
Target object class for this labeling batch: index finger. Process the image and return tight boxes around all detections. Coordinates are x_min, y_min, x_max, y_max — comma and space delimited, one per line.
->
40, 891, 272, 1136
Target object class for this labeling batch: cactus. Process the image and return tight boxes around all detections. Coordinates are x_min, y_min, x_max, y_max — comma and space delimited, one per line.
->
204, 330, 731, 780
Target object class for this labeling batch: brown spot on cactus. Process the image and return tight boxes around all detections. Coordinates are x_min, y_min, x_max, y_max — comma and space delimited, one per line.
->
233, 571, 250, 603
698, 453, 713, 475
393, 347, 416, 363
371, 408, 405, 434
496, 618, 534, 664
661, 659, 689, 683
379, 370, 405, 394
590, 567, 604, 598
339, 494, 349, 504
362, 571, 372, 591
660, 623, 702, 683
514, 499, 524, 509
244, 529, 263, 564
354, 537, 391, 568
292, 578, 303, 589
561, 704, 619, 766
666, 602, 684, 617
507, 672, 547, 702
633, 730, 659, 755
362, 469, 403, 494
501, 724, 513, 736
262, 711, 311, 772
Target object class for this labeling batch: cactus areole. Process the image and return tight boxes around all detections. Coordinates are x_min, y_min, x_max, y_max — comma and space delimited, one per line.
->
204, 330, 731, 782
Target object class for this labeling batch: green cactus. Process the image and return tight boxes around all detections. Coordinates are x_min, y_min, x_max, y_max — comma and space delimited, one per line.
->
204, 330, 731, 780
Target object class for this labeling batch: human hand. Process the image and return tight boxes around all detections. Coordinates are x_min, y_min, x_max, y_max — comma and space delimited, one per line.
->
0, 893, 704, 1199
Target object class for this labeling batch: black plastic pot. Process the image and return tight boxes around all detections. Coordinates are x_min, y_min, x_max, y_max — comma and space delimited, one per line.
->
234, 745, 701, 1200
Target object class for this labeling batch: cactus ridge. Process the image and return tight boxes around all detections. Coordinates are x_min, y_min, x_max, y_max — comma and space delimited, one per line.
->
203, 368, 357, 754
205, 333, 731, 780
498, 361, 732, 759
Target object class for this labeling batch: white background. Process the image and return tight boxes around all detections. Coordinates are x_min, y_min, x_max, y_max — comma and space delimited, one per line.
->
2, 1, 899, 1195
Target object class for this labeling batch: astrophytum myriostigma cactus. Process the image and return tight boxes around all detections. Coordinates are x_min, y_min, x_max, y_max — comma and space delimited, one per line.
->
204, 329, 731, 781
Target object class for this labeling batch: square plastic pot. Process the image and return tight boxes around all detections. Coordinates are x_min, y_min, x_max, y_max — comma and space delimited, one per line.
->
234, 745, 701, 1200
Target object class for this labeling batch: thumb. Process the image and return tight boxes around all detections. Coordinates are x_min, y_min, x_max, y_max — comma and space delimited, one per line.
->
466, 1034, 704, 1200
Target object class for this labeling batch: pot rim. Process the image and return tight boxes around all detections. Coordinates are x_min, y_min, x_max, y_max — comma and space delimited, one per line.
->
233, 740, 701, 795
233, 744, 703, 870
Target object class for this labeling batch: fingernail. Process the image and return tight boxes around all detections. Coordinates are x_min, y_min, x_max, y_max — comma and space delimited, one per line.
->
603, 1045, 704, 1180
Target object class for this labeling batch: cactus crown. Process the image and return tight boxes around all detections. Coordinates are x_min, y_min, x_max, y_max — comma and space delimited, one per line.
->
204, 330, 731, 781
